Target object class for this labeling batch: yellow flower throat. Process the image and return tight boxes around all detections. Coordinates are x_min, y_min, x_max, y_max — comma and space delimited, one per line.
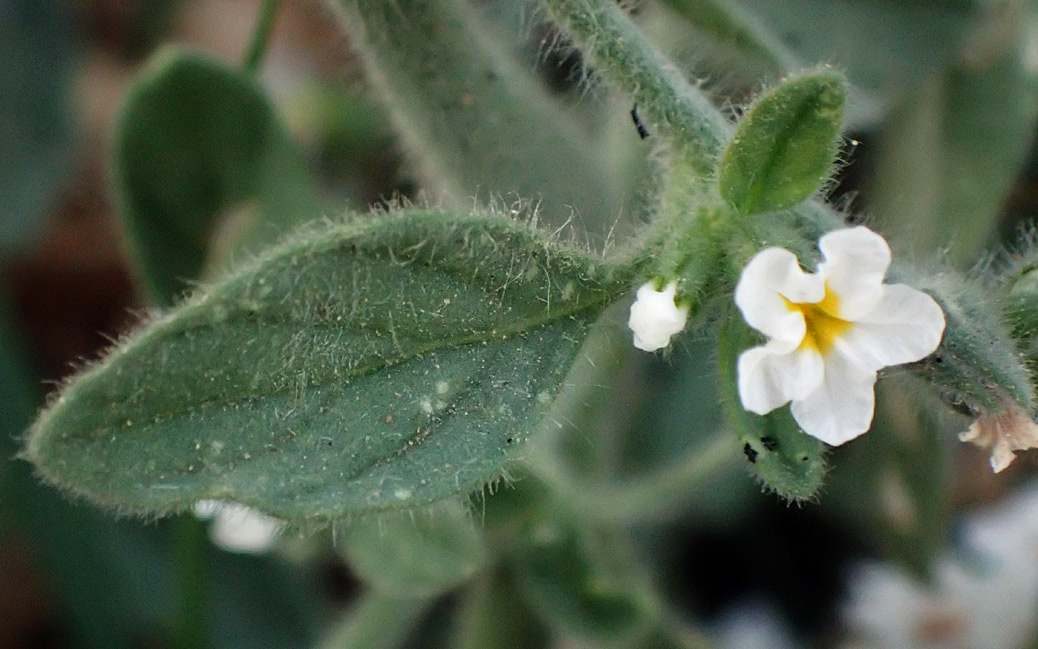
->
783, 283, 853, 355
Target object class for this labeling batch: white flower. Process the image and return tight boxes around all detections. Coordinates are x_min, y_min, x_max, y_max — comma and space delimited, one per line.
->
735, 226, 945, 445
844, 484, 1038, 649
193, 499, 283, 554
628, 280, 690, 351
713, 600, 799, 649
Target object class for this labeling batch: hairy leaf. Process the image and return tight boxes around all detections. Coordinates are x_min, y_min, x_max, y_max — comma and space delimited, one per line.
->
26, 209, 631, 523
328, 0, 623, 237
719, 71, 846, 215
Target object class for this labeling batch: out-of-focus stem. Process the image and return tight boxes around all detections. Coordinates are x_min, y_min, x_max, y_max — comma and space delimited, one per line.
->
243, 0, 281, 73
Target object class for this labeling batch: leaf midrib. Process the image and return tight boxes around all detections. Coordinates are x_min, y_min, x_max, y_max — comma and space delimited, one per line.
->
71, 283, 620, 437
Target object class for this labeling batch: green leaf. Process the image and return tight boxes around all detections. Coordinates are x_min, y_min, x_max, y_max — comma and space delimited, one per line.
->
339, 500, 487, 598
26, 209, 631, 523
329, 0, 626, 237
718, 71, 846, 215
717, 314, 827, 501
114, 47, 319, 305
868, 14, 1038, 267
729, 0, 975, 124
912, 273, 1035, 416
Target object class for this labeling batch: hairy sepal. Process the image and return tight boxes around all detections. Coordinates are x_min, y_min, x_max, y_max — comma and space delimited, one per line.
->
26, 209, 631, 524
718, 315, 827, 501
911, 272, 1034, 417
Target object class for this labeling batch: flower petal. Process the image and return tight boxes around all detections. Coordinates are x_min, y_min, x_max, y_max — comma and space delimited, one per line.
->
836, 284, 945, 370
738, 343, 825, 415
817, 227, 891, 319
735, 247, 824, 348
790, 349, 877, 445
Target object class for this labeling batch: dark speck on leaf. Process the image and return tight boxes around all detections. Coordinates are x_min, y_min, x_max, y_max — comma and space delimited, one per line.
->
630, 103, 650, 139
743, 443, 758, 463
761, 436, 778, 451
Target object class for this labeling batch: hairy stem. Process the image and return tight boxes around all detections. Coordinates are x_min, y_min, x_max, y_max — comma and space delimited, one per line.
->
539, 0, 732, 173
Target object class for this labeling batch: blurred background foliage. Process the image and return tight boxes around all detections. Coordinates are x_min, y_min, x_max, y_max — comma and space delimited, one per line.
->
3, 0, 1038, 648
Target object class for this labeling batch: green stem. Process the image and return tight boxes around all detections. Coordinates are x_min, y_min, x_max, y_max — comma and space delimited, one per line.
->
242, 0, 281, 73
532, 429, 737, 524
528, 309, 738, 524
539, 0, 731, 173
172, 516, 209, 649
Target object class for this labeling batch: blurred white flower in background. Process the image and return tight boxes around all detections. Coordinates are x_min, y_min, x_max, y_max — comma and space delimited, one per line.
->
844, 484, 1038, 649
193, 499, 283, 554
735, 226, 944, 446
713, 600, 800, 649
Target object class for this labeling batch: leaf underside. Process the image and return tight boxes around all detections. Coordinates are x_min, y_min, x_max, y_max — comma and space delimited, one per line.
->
27, 210, 629, 523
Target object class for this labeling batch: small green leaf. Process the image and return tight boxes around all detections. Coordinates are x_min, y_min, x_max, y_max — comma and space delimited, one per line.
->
115, 47, 319, 305
1007, 264, 1038, 354
26, 209, 630, 523
339, 500, 487, 598
717, 315, 827, 501
718, 71, 846, 215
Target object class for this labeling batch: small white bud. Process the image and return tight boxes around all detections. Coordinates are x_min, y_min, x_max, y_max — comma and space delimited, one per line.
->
628, 281, 689, 351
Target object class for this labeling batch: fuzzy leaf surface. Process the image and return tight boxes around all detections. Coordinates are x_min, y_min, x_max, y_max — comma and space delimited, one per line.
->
27, 210, 630, 523
719, 71, 846, 215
